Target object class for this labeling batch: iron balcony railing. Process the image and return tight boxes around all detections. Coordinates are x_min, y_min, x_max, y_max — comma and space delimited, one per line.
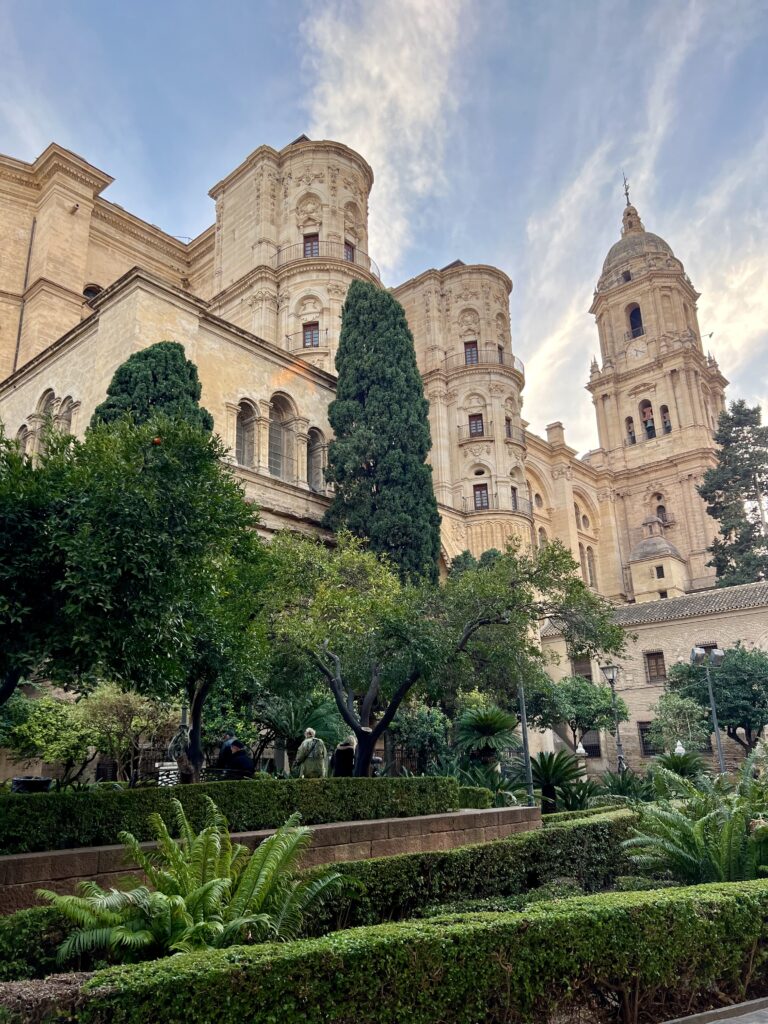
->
271, 241, 380, 279
624, 424, 672, 446
456, 421, 526, 445
441, 348, 525, 375
624, 326, 646, 340
461, 493, 533, 517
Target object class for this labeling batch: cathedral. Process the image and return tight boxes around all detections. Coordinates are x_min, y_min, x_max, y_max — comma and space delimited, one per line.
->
2, 134, 766, 768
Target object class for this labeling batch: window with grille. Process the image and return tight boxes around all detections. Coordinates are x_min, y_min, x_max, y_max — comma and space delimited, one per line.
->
644, 651, 667, 684
570, 657, 593, 682
505, 417, 512, 439
343, 240, 355, 262
473, 483, 489, 510
468, 413, 484, 437
655, 565, 665, 579
510, 486, 518, 510
497, 345, 504, 364
580, 729, 602, 758
638, 722, 662, 757
303, 322, 320, 348
303, 234, 320, 257
464, 340, 479, 365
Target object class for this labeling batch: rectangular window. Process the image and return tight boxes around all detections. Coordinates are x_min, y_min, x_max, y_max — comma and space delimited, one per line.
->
655, 565, 665, 579
505, 417, 512, 439
302, 321, 320, 348
644, 651, 667, 684
580, 729, 602, 758
659, 590, 668, 599
570, 656, 593, 683
343, 240, 355, 262
464, 340, 479, 365
468, 414, 484, 437
303, 233, 320, 258
510, 486, 518, 510
473, 483, 489, 510
497, 345, 504, 364
638, 722, 662, 757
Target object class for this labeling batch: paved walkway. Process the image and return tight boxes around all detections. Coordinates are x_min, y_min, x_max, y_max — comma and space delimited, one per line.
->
665, 999, 768, 1023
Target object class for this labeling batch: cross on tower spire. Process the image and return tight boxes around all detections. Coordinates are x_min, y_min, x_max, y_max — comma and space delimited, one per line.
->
622, 171, 631, 207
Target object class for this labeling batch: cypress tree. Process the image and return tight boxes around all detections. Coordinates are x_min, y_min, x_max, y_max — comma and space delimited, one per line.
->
324, 279, 441, 583
698, 399, 768, 586
91, 341, 213, 431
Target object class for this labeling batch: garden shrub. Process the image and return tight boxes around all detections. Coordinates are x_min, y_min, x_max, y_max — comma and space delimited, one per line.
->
457, 785, 493, 808
310, 810, 633, 929
541, 804, 618, 825
419, 878, 584, 918
15, 880, 768, 1023
0, 777, 459, 855
0, 907, 72, 981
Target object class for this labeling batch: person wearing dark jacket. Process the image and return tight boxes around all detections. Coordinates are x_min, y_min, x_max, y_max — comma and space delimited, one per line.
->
227, 740, 255, 777
331, 736, 356, 777
216, 730, 236, 770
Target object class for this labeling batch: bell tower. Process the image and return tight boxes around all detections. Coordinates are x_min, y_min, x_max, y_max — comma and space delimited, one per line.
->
586, 191, 728, 598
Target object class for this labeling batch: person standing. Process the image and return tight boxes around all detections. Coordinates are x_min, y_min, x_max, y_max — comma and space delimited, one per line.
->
331, 735, 356, 777
227, 740, 255, 778
294, 728, 327, 778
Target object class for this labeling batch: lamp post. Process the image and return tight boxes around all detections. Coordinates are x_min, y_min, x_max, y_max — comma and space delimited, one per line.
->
600, 664, 626, 773
516, 679, 536, 807
691, 647, 726, 773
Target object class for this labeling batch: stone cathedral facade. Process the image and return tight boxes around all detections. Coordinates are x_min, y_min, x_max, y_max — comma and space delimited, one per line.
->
2, 134, 765, 768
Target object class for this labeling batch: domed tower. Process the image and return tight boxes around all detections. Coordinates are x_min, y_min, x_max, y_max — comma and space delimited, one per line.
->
207, 135, 379, 373
587, 193, 728, 598
394, 261, 530, 562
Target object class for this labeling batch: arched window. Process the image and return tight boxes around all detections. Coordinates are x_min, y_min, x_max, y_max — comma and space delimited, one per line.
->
628, 304, 644, 338
625, 416, 636, 445
574, 502, 581, 524
538, 527, 548, 548
268, 395, 294, 481
16, 425, 30, 457
534, 492, 543, 509
57, 397, 74, 434
307, 428, 324, 492
579, 543, 588, 583
235, 401, 257, 467
586, 546, 597, 588
656, 504, 668, 524
660, 404, 672, 434
83, 284, 102, 303
639, 399, 655, 439
36, 391, 57, 456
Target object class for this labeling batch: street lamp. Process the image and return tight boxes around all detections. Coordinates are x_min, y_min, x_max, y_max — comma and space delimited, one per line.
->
516, 678, 536, 807
600, 663, 627, 773
691, 646, 726, 773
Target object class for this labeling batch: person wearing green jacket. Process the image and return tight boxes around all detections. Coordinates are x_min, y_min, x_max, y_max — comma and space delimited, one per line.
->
294, 727, 327, 778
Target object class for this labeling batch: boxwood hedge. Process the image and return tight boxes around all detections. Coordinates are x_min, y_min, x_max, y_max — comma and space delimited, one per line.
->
457, 785, 493, 808
10, 880, 768, 1024
0, 776, 459, 855
0, 812, 632, 981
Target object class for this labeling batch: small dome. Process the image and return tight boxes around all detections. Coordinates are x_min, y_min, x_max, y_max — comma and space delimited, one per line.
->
629, 533, 684, 563
601, 203, 674, 276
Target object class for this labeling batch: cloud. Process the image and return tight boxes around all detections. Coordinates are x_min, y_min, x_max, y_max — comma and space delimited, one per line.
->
301, 0, 468, 277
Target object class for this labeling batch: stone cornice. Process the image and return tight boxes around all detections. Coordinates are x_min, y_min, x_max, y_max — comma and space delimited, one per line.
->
209, 266, 278, 307
394, 262, 513, 296
34, 143, 113, 195
92, 200, 189, 260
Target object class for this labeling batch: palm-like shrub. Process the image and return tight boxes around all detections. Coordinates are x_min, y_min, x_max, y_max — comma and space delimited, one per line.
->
599, 768, 655, 802
654, 750, 707, 778
557, 779, 603, 811
625, 754, 768, 884
459, 764, 523, 807
38, 797, 343, 963
512, 750, 583, 813
454, 706, 519, 766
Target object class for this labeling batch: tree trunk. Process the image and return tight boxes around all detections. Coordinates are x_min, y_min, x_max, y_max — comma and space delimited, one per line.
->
187, 679, 212, 784
541, 783, 558, 814
354, 730, 376, 777
0, 667, 22, 707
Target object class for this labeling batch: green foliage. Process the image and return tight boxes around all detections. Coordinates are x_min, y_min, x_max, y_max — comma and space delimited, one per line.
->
541, 804, 621, 825
0, 906, 81, 981
47, 871, 768, 1024
39, 798, 344, 962
457, 785, 493, 809
0, 777, 458, 855
512, 750, 584, 813
598, 768, 655, 802
454, 705, 519, 763
0, 416, 258, 708
698, 399, 768, 585
91, 341, 213, 432
390, 700, 451, 773
419, 878, 584, 917
654, 750, 707, 778
0, 690, 97, 786
531, 675, 628, 747
324, 280, 441, 583
624, 752, 768, 883
648, 691, 713, 754
668, 644, 768, 749
557, 779, 603, 810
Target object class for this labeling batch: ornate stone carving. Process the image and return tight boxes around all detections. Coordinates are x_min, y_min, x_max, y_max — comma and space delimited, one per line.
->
457, 308, 480, 336
551, 465, 572, 480
327, 283, 347, 298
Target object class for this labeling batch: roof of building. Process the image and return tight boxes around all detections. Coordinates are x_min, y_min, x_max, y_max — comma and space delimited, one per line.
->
540, 581, 768, 637
629, 533, 684, 562
601, 203, 674, 276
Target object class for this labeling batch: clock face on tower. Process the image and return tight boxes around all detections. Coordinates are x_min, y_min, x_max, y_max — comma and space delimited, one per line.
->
627, 341, 647, 360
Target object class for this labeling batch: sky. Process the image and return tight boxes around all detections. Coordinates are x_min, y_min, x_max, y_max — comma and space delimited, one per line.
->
1, 0, 766, 452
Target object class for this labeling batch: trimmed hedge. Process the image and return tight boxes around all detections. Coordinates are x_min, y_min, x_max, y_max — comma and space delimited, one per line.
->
14, 881, 768, 1023
310, 809, 633, 930
457, 785, 493, 808
542, 803, 621, 826
0, 777, 459, 855
0, 813, 632, 981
